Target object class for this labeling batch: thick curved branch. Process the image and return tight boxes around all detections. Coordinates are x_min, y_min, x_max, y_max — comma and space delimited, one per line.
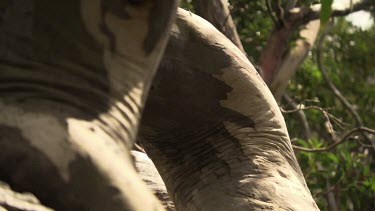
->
293, 127, 375, 152
275, 0, 287, 27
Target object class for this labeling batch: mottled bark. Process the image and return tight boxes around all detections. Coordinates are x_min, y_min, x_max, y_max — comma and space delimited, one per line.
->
0, 0, 177, 210
140, 9, 318, 210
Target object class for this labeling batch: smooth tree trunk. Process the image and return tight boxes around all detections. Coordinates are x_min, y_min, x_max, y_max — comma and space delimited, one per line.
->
140, 9, 319, 210
0, 0, 177, 210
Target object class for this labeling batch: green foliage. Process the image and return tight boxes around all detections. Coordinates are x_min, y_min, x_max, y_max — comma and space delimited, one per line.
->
320, 0, 333, 25
228, 0, 274, 63
297, 145, 375, 210
179, 0, 194, 11
288, 18, 375, 210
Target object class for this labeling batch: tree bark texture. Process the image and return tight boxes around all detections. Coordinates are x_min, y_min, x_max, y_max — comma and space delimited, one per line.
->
0, 1, 319, 210
140, 9, 318, 211
0, 1, 177, 210
0, 181, 53, 211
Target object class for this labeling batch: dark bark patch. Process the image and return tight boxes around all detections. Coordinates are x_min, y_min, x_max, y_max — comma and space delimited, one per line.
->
140, 14, 259, 206
0, 0, 111, 120
144, 0, 176, 55
0, 0, 13, 24
0, 125, 70, 210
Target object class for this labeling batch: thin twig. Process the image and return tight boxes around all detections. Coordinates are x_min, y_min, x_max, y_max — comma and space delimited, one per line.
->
283, 94, 312, 140
293, 127, 375, 152
288, 0, 373, 27
276, 0, 287, 26
266, 0, 279, 27
280, 105, 327, 113
317, 21, 374, 148
281, 104, 350, 128
317, 23, 363, 126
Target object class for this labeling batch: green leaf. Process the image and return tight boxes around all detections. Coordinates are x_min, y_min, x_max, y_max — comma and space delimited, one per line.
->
320, 0, 334, 25
326, 152, 339, 163
363, 166, 370, 176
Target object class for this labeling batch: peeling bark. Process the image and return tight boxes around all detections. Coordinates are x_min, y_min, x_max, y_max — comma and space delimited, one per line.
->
141, 8, 318, 210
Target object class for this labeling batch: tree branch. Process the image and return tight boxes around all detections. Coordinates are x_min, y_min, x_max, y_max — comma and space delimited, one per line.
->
281, 104, 351, 128
270, 19, 320, 101
276, 0, 287, 27
266, 0, 279, 27
282, 94, 312, 140
317, 23, 363, 127
289, 0, 373, 27
192, 0, 245, 53
316, 21, 374, 149
259, 0, 372, 86
292, 127, 375, 152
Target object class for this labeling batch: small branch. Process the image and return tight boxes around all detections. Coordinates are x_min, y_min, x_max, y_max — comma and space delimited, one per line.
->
134, 137, 146, 153
281, 104, 338, 138
317, 24, 363, 127
317, 22, 374, 148
266, 0, 279, 27
283, 94, 312, 140
326, 180, 338, 211
289, 0, 373, 27
276, 0, 287, 27
293, 127, 375, 152
286, 0, 298, 10
281, 104, 350, 128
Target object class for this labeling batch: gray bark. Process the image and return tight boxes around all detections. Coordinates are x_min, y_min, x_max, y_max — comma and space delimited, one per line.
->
0, 1, 177, 210
132, 151, 175, 211
140, 8, 319, 210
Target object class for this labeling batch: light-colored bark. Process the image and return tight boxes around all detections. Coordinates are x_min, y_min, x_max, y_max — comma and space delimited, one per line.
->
0, 0, 177, 210
140, 9, 318, 210
270, 20, 321, 101
132, 151, 175, 211
0, 181, 53, 211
